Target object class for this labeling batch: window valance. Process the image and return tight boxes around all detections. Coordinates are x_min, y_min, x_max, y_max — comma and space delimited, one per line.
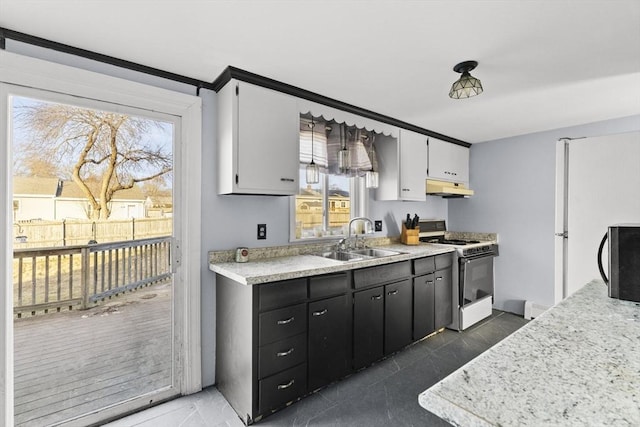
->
298, 99, 399, 139
300, 113, 383, 177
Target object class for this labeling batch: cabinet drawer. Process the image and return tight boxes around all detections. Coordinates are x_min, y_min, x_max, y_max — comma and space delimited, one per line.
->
309, 273, 349, 299
259, 333, 307, 379
258, 363, 307, 414
259, 303, 306, 346
353, 261, 411, 289
259, 278, 307, 312
435, 253, 453, 270
414, 256, 436, 276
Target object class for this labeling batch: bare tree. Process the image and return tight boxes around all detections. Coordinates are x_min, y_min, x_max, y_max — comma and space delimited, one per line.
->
14, 101, 172, 219
18, 157, 64, 178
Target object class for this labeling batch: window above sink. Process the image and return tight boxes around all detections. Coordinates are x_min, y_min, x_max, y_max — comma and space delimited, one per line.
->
291, 113, 397, 242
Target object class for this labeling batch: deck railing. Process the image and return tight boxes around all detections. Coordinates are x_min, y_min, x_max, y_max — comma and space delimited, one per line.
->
12, 236, 172, 318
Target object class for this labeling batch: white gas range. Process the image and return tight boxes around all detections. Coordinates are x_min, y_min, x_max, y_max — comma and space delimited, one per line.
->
418, 220, 499, 331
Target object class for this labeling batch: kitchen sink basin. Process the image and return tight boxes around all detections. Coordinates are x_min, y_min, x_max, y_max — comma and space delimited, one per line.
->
314, 247, 405, 262
348, 248, 404, 258
315, 251, 366, 262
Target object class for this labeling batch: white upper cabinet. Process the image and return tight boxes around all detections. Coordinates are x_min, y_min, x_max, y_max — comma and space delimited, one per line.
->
217, 80, 299, 195
427, 137, 470, 184
376, 129, 427, 201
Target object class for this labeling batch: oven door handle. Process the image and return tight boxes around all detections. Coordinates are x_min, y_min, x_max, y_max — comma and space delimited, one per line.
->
460, 252, 497, 262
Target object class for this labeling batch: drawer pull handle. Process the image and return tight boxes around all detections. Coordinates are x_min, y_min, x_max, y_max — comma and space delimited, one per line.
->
276, 347, 295, 357
371, 295, 382, 300
426, 280, 434, 284
277, 379, 295, 390
387, 290, 398, 296
436, 277, 443, 281
277, 316, 295, 325
312, 309, 328, 316
280, 177, 294, 182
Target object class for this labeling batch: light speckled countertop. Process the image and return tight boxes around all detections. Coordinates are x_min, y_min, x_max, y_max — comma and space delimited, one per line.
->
419, 280, 640, 426
208, 242, 454, 285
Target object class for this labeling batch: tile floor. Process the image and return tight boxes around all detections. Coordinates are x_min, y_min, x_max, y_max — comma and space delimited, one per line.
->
105, 310, 529, 427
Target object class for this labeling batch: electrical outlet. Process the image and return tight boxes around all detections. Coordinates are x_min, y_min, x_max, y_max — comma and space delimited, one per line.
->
374, 220, 383, 232
257, 223, 267, 240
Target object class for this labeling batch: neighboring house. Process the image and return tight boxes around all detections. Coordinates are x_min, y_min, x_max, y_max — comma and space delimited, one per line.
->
145, 195, 173, 218
13, 176, 147, 221
296, 185, 350, 232
11, 176, 59, 222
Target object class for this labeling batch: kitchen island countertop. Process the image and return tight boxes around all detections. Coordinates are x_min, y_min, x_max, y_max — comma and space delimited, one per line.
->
209, 243, 454, 285
419, 280, 640, 426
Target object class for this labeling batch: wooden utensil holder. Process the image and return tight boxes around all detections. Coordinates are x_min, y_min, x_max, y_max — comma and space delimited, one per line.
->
401, 224, 420, 245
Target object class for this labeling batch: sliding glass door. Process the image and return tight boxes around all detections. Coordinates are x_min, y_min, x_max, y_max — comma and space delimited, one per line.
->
1, 50, 201, 426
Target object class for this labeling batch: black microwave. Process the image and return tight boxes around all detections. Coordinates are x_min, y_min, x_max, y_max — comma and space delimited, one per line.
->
598, 224, 640, 303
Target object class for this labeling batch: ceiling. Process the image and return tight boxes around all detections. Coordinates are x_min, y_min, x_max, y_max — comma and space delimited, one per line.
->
1, 0, 639, 143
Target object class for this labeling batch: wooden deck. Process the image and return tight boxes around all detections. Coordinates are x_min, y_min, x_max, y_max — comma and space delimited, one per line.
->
13, 281, 173, 427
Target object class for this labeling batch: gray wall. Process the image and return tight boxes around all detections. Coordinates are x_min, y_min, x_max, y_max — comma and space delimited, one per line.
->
449, 115, 640, 315
207, 194, 448, 251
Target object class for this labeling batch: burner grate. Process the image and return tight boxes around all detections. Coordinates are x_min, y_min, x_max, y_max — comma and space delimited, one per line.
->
419, 237, 481, 245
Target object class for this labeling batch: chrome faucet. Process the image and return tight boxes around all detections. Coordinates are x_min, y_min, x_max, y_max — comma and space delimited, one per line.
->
348, 217, 374, 249
335, 237, 348, 252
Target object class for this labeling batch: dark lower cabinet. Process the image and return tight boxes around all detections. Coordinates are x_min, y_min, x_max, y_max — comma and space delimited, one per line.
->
353, 286, 384, 369
354, 278, 413, 368
413, 273, 436, 340
216, 254, 454, 424
413, 266, 453, 338
384, 279, 413, 354
308, 294, 350, 391
434, 267, 453, 329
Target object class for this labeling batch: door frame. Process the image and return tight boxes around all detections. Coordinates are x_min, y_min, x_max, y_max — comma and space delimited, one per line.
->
0, 50, 202, 425
554, 138, 569, 304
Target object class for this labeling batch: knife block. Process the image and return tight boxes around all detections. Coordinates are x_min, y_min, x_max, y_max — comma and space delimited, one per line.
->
401, 224, 420, 245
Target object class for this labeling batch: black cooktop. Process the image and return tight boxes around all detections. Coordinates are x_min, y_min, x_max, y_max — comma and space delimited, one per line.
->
419, 237, 481, 245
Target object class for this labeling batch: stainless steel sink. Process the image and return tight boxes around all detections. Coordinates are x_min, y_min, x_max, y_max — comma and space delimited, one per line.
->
315, 251, 366, 262
314, 247, 405, 262
348, 248, 404, 258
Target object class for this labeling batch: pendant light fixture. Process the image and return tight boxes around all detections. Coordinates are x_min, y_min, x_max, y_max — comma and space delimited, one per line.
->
364, 134, 379, 189
449, 60, 483, 99
306, 119, 320, 184
338, 123, 351, 174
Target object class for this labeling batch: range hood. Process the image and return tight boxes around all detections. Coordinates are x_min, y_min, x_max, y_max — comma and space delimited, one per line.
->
426, 179, 474, 198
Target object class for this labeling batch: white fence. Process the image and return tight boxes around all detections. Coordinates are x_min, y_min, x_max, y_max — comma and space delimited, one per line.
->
13, 217, 172, 248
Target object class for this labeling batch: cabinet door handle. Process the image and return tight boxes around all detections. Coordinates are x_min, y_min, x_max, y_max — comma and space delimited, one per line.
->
280, 177, 295, 182
426, 280, 434, 284
277, 379, 295, 390
277, 316, 295, 325
276, 347, 295, 357
387, 290, 398, 296
401, 188, 410, 192
312, 308, 328, 317
371, 294, 382, 300
436, 277, 443, 281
